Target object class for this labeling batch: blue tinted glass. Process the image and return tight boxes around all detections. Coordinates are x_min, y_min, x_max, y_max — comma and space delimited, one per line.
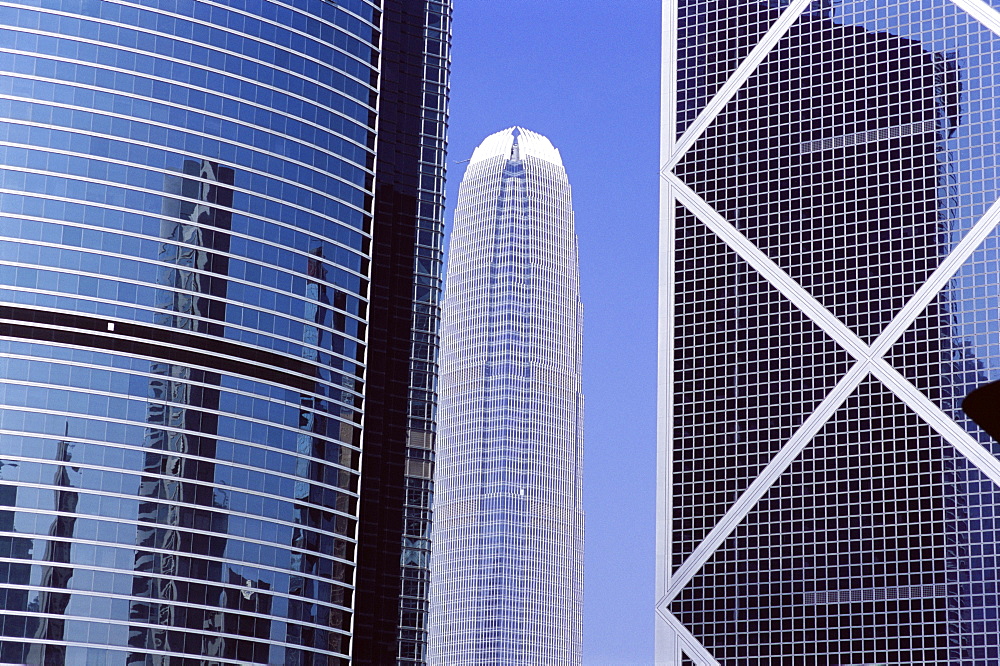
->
0, 0, 376, 660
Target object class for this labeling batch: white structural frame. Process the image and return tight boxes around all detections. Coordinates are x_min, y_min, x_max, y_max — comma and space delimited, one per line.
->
657, 0, 1000, 662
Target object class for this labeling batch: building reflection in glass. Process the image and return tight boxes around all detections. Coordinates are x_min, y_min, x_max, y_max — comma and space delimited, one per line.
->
665, 0, 1000, 661
126, 159, 258, 660
0, 477, 33, 664
25, 433, 80, 664
0, 0, 393, 661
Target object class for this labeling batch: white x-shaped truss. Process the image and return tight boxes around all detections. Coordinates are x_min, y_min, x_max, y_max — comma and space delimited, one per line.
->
657, 0, 1000, 662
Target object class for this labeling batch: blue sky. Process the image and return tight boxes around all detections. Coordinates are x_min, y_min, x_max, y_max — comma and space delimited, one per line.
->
444, 2, 662, 662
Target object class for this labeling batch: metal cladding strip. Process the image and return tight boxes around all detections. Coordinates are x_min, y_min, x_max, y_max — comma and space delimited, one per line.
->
871, 357, 1000, 489
951, 0, 1000, 39
869, 193, 1000, 359
660, 361, 870, 604
661, 0, 679, 158
657, 181, 677, 592
655, 607, 721, 666
667, 174, 872, 361
661, 0, 813, 174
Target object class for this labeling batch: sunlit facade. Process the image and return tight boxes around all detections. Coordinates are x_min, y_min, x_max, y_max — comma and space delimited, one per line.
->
0, 1, 448, 663
659, 0, 1000, 662
428, 127, 584, 664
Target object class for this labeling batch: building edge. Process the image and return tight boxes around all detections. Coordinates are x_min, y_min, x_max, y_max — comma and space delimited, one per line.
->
353, 0, 451, 663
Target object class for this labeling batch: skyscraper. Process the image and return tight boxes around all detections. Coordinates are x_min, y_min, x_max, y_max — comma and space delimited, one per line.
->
355, 2, 451, 663
0, 1, 449, 663
428, 127, 585, 664
659, 0, 1000, 662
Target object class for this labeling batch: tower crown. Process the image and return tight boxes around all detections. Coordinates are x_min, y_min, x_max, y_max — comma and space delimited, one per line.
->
469, 126, 563, 166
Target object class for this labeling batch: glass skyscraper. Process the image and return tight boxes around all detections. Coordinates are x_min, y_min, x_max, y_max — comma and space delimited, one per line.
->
0, 1, 449, 663
428, 127, 585, 664
659, 0, 1000, 662
356, 2, 450, 663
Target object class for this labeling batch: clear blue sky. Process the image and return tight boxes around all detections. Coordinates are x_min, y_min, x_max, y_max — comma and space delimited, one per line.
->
444, 2, 662, 662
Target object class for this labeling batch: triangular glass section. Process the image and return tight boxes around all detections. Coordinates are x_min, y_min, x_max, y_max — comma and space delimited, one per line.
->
884, 217, 1000, 460
673, 0, 1000, 344
669, 203, 854, 571
670, 377, 1000, 663
680, 649, 697, 666
675, 0, 788, 136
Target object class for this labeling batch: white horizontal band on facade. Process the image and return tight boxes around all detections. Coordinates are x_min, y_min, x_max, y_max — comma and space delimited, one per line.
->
109, 0, 380, 71
0, 251, 368, 345
0, 249, 368, 349
0, 513, 357, 582
129, 0, 382, 43
1, 475, 360, 547
0, 144, 371, 236
0, 429, 359, 505
798, 121, 941, 154
0, 602, 350, 653
0, 114, 375, 219
0, 564, 355, 620
0, 4, 379, 109
0, 77, 371, 180
0, 636, 342, 665
0, 401, 361, 470
0, 525, 351, 592
0, 378, 362, 446
0, 438, 360, 518
0, 201, 370, 308
0, 70, 372, 187
107, 0, 381, 42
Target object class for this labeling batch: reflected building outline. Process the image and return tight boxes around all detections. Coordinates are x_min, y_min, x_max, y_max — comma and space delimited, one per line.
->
660, 0, 1000, 662
0, 1, 450, 663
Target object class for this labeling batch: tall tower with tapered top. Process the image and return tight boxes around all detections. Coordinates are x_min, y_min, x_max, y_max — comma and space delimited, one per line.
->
429, 127, 585, 664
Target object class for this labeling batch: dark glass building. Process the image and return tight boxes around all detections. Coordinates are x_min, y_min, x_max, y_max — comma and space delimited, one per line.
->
660, 0, 1000, 663
356, 1, 450, 663
0, 0, 449, 663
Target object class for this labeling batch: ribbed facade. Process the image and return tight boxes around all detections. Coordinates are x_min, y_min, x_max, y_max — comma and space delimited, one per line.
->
355, 0, 450, 663
659, 0, 1000, 663
0, 1, 446, 663
428, 127, 584, 664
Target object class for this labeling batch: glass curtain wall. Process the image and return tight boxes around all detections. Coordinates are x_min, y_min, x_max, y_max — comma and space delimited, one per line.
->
660, 0, 1000, 662
354, 0, 451, 664
0, 1, 380, 662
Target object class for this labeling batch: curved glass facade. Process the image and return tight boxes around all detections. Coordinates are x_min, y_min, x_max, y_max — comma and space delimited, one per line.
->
0, 0, 380, 662
428, 128, 584, 664
660, 0, 1000, 662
